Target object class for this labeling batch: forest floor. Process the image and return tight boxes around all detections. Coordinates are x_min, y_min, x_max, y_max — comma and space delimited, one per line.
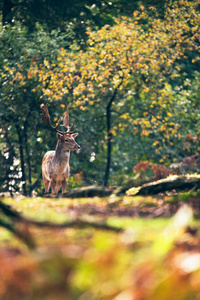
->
1, 190, 200, 299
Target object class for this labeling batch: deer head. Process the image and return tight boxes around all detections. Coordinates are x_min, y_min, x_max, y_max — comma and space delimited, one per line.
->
41, 103, 80, 151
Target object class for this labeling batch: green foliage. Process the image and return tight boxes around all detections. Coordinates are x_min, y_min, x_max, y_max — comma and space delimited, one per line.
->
37, 1, 200, 186
0, 24, 76, 195
1, 0, 200, 193
1, 1, 200, 297
1, 0, 169, 41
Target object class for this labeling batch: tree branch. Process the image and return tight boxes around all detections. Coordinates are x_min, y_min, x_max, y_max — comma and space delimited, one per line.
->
0, 200, 122, 247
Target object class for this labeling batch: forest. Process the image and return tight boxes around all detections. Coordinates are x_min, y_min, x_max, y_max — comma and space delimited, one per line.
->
0, 0, 200, 299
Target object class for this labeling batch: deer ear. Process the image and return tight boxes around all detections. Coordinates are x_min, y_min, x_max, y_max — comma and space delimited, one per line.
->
57, 132, 63, 140
71, 133, 78, 138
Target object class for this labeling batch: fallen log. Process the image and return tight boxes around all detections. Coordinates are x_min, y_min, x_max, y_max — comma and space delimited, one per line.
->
127, 175, 200, 196
63, 185, 113, 198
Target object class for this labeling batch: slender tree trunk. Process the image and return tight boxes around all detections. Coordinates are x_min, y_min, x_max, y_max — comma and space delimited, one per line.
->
103, 101, 112, 187
23, 100, 33, 196
24, 122, 32, 195
15, 124, 27, 195
103, 78, 124, 187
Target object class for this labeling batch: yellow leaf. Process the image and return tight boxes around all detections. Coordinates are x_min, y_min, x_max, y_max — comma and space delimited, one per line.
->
153, 141, 159, 146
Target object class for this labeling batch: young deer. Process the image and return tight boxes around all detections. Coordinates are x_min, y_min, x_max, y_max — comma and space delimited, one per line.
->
41, 103, 80, 195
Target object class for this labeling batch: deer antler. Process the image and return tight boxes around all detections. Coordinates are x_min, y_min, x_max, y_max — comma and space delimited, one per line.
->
41, 104, 63, 134
63, 103, 75, 133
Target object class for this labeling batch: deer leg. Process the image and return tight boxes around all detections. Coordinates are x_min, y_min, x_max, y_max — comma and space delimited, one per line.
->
43, 176, 50, 193
51, 180, 62, 195
62, 180, 67, 194
51, 180, 57, 195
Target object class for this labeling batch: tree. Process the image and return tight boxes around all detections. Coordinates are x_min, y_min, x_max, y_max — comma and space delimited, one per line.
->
1, 1, 199, 193
0, 24, 73, 195
1, 0, 169, 41
37, 1, 200, 186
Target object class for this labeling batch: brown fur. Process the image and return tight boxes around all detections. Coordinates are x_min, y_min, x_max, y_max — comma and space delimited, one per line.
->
42, 133, 80, 194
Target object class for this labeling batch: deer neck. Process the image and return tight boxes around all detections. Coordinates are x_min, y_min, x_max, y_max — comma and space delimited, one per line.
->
54, 140, 70, 164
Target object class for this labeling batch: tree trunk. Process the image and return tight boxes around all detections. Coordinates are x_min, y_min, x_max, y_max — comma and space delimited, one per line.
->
103, 79, 124, 187
24, 126, 32, 195
15, 124, 27, 195
103, 100, 112, 187
24, 112, 32, 196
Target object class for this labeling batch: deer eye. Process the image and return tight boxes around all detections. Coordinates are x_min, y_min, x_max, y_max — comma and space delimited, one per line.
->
65, 138, 70, 142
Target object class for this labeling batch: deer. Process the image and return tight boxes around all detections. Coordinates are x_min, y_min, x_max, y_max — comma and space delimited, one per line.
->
41, 103, 80, 195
